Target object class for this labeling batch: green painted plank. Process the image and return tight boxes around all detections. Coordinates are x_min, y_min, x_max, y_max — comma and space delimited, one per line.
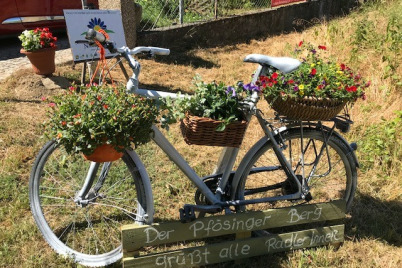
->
123, 224, 344, 268
122, 200, 345, 252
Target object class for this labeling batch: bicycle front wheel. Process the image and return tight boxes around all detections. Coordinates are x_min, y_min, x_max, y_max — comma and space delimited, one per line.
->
29, 141, 152, 267
235, 127, 357, 211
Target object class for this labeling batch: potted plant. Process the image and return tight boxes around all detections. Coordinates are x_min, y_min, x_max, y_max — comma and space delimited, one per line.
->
44, 84, 159, 162
19, 27, 57, 75
166, 77, 259, 147
259, 42, 369, 121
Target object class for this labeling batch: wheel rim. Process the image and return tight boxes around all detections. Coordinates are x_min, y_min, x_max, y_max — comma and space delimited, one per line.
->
30, 143, 147, 266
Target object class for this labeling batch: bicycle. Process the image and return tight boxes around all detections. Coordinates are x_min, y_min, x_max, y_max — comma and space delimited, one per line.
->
29, 29, 358, 267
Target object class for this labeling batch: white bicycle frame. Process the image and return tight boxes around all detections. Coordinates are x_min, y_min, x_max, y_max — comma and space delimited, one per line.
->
75, 44, 330, 222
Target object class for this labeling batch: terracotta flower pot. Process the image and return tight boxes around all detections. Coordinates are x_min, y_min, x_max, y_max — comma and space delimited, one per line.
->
20, 47, 56, 75
83, 144, 124, 163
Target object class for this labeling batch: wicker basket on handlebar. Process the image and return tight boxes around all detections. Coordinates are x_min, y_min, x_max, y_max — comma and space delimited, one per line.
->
266, 96, 347, 121
180, 114, 248, 147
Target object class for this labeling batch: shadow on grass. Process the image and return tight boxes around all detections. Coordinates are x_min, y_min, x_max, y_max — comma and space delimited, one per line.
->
345, 191, 402, 247
147, 50, 219, 69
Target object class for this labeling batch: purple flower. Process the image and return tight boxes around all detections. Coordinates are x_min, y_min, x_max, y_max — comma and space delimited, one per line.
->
294, 86, 299, 91
243, 83, 260, 92
311, 49, 316, 54
226, 86, 236, 97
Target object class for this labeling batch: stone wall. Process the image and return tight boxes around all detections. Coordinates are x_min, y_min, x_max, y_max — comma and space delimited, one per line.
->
136, 0, 358, 50
98, 0, 141, 48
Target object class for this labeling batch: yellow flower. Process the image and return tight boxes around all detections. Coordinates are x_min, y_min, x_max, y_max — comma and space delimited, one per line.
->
299, 89, 304, 96
317, 62, 321, 65
310, 63, 315, 68
299, 84, 305, 90
57, 133, 63, 139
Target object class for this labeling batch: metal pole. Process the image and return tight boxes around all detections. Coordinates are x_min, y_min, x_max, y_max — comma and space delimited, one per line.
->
214, 0, 218, 19
179, 0, 184, 24
80, 0, 88, 85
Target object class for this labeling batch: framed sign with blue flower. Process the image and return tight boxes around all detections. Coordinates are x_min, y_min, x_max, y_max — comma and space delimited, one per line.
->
64, 9, 126, 62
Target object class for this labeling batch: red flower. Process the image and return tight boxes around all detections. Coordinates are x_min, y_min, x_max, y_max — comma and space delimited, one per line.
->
318, 45, 327, 50
103, 104, 108, 109
346, 86, 357, 92
287, 79, 295, 84
272, 72, 278, 79
298, 41, 303, 47
311, 68, 317, 75
340, 64, 346, 71
61, 121, 67, 126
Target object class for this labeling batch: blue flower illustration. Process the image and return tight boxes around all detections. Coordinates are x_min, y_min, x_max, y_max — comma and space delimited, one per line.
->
87, 17, 107, 31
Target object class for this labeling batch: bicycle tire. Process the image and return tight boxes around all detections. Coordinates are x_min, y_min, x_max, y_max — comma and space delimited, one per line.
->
235, 127, 357, 211
29, 140, 152, 267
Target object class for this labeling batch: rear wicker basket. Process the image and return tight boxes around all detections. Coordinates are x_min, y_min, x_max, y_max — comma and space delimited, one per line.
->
180, 114, 247, 147
266, 96, 347, 121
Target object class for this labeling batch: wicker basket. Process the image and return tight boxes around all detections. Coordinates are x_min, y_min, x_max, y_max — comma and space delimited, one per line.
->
180, 114, 248, 147
266, 96, 347, 121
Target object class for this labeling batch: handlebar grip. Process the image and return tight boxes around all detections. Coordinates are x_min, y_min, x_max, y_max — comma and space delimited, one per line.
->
150, 47, 170, 56
85, 29, 106, 43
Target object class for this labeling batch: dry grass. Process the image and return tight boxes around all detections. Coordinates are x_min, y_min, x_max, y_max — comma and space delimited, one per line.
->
0, 0, 401, 267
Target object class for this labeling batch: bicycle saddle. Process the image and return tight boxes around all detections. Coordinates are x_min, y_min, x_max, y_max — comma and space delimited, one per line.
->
244, 54, 301, 73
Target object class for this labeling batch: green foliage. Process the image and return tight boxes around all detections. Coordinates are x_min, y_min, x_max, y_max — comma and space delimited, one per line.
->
44, 84, 159, 155
359, 111, 402, 174
164, 76, 258, 131
350, 3, 401, 86
260, 43, 368, 102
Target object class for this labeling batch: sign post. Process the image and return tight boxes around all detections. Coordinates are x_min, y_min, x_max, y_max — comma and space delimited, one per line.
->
271, 0, 306, 8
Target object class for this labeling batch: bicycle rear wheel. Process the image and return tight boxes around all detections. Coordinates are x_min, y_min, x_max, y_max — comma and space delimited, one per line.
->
29, 141, 152, 267
235, 127, 357, 211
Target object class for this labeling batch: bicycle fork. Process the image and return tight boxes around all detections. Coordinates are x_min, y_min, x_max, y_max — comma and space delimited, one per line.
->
74, 162, 111, 207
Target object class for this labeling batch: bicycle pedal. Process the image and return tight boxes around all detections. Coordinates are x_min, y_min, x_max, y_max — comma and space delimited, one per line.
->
179, 206, 196, 223
304, 192, 313, 202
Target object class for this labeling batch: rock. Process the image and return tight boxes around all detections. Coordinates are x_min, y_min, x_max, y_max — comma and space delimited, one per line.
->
42, 76, 70, 90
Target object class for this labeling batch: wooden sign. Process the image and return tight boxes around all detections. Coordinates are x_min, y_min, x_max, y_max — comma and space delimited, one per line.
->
122, 200, 346, 267
271, 0, 306, 8
122, 201, 345, 252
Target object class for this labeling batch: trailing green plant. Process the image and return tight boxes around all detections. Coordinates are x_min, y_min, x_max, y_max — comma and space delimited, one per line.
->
358, 111, 402, 174
44, 84, 159, 155
260, 42, 368, 102
164, 76, 258, 131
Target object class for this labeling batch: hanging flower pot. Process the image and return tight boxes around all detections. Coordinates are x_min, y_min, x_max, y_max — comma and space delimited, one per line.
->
20, 47, 56, 75
83, 144, 124, 163
44, 84, 159, 161
19, 27, 57, 76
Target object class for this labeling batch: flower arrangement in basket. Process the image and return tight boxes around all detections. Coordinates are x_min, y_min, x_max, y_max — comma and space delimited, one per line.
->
44, 84, 159, 162
259, 42, 369, 121
19, 27, 58, 75
166, 77, 259, 147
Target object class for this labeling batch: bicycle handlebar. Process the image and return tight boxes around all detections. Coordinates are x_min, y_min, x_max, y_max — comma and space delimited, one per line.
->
85, 28, 170, 56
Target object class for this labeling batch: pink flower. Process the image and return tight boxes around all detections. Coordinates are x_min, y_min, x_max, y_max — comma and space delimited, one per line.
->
48, 103, 56, 107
